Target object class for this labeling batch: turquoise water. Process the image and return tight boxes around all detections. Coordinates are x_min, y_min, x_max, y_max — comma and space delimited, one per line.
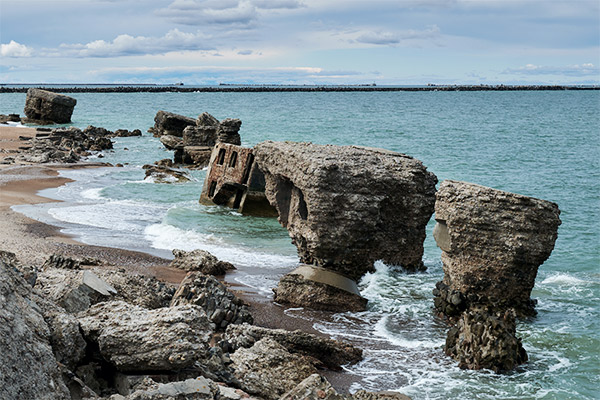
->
2, 90, 599, 399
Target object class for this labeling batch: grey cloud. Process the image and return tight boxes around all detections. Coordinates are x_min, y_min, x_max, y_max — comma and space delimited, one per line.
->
356, 25, 441, 46
237, 49, 253, 55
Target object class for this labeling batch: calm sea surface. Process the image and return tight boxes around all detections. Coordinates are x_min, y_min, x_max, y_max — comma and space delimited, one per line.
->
2, 90, 599, 399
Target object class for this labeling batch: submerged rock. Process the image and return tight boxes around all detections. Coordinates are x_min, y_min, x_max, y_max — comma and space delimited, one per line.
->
24, 88, 76, 124
224, 323, 362, 370
170, 272, 253, 330
445, 308, 527, 372
254, 141, 437, 281
142, 164, 191, 183
169, 248, 235, 275
78, 301, 214, 372
433, 180, 561, 317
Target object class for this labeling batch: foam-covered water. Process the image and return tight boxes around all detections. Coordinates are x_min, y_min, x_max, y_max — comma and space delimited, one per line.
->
2, 90, 599, 399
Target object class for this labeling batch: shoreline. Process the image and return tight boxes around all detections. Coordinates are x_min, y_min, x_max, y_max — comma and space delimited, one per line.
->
0, 125, 359, 391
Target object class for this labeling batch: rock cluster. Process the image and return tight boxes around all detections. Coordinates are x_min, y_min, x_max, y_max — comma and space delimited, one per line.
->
253, 141, 437, 311
151, 110, 242, 168
169, 248, 235, 275
24, 88, 77, 124
432, 180, 561, 372
13, 126, 114, 164
170, 272, 253, 330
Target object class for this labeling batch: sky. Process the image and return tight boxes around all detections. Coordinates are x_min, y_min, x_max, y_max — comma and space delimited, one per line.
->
1, 0, 599, 85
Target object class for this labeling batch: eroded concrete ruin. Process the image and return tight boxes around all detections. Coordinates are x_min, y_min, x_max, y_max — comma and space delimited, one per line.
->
199, 143, 277, 217
24, 88, 77, 124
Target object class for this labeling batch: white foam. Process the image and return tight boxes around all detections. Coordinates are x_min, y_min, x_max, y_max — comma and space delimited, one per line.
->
144, 223, 298, 269
541, 273, 588, 286
81, 187, 104, 200
373, 316, 441, 349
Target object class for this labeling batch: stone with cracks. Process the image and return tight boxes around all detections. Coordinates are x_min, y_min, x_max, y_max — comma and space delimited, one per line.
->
253, 141, 437, 281
433, 180, 561, 317
24, 88, 77, 124
169, 248, 235, 275
78, 301, 214, 372
151, 110, 196, 137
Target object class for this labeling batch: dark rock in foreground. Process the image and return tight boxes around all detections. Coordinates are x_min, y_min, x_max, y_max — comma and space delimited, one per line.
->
254, 141, 438, 281
433, 180, 561, 317
24, 88, 76, 124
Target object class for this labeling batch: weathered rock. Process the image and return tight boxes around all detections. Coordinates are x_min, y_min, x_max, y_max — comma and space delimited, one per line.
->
108, 376, 220, 400
24, 88, 76, 123
171, 272, 252, 330
444, 308, 527, 372
281, 374, 412, 400
115, 129, 142, 137
94, 269, 175, 309
42, 253, 82, 270
35, 268, 117, 313
159, 135, 183, 150
78, 301, 214, 372
182, 146, 213, 167
183, 126, 217, 147
142, 164, 191, 183
196, 111, 220, 128
151, 110, 196, 137
230, 337, 317, 400
254, 142, 437, 282
224, 323, 362, 370
433, 180, 561, 316
216, 118, 242, 145
170, 248, 235, 275
0, 258, 71, 399
273, 265, 368, 312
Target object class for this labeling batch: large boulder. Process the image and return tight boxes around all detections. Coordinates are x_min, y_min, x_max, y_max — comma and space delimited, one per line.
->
151, 110, 196, 137
170, 272, 253, 330
224, 323, 362, 370
444, 308, 527, 372
24, 88, 76, 123
253, 141, 437, 281
0, 259, 71, 399
78, 301, 214, 372
230, 337, 317, 400
433, 180, 561, 317
216, 118, 242, 145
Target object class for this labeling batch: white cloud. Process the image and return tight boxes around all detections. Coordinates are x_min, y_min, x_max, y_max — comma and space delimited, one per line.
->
1, 40, 33, 57
504, 63, 600, 77
57, 29, 212, 57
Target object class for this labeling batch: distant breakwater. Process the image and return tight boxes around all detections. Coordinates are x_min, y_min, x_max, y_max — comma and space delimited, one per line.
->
1, 85, 598, 94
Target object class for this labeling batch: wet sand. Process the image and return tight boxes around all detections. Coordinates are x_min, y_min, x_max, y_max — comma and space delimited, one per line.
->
0, 125, 359, 392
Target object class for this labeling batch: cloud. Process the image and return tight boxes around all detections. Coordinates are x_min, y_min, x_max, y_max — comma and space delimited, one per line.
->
57, 29, 212, 57
156, 0, 303, 27
355, 25, 441, 46
504, 63, 600, 77
1, 40, 33, 57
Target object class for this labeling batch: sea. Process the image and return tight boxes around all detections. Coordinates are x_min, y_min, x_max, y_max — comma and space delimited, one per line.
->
1, 88, 599, 399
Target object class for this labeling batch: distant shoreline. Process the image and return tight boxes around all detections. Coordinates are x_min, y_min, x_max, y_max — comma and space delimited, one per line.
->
0, 84, 598, 93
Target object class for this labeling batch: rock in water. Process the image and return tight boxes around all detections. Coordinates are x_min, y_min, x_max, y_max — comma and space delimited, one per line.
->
433, 180, 561, 317
24, 88, 77, 123
0, 258, 71, 399
78, 301, 214, 372
151, 110, 196, 137
142, 164, 191, 183
444, 308, 527, 372
254, 142, 437, 280
216, 118, 242, 145
171, 272, 253, 330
